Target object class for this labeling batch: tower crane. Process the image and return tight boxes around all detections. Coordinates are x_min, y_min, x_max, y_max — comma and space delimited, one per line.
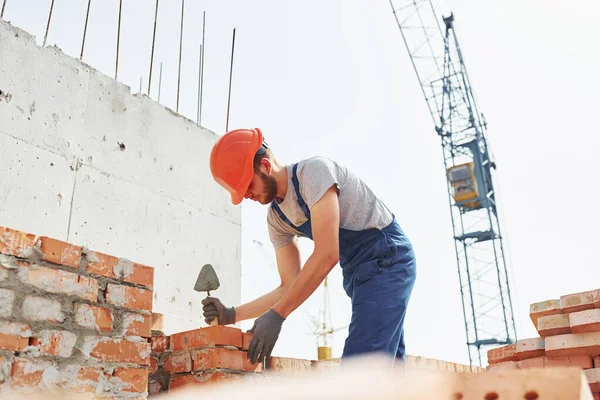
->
387, 0, 517, 365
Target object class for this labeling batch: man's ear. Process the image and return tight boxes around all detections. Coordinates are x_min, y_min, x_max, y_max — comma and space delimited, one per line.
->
259, 157, 272, 174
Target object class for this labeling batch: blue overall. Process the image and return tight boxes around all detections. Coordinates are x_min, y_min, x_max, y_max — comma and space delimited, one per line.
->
271, 164, 417, 363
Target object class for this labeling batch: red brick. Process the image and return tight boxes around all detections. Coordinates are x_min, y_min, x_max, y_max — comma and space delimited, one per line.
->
0, 321, 32, 350
269, 357, 312, 375
242, 331, 253, 350
149, 356, 159, 374
170, 371, 242, 391
170, 326, 242, 351
487, 343, 517, 364
545, 331, 600, 357
570, 309, 600, 334
83, 337, 151, 365
595, 356, 600, 368
516, 337, 545, 360
30, 330, 77, 357
593, 393, 600, 400
538, 313, 571, 337
113, 368, 149, 392
530, 299, 561, 327
0, 226, 36, 257
151, 312, 164, 331
87, 252, 154, 288
311, 359, 340, 372
518, 355, 593, 369
106, 284, 152, 311
192, 347, 262, 372
39, 236, 82, 268
164, 352, 192, 374
11, 358, 48, 387
561, 290, 597, 314
66, 366, 105, 393
594, 290, 600, 309
19, 264, 98, 301
122, 313, 151, 337
0, 333, 30, 351
517, 357, 544, 369
545, 354, 594, 369
586, 368, 600, 392
74, 303, 113, 332
150, 336, 170, 353
125, 262, 154, 288
22, 296, 64, 322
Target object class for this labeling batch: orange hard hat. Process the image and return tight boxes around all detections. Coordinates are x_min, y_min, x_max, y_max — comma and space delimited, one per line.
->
209, 127, 268, 205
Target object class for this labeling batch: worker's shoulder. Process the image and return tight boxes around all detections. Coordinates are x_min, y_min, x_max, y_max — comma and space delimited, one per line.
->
296, 156, 342, 174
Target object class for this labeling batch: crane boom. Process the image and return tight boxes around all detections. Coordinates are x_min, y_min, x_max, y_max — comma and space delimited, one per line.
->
388, 0, 518, 365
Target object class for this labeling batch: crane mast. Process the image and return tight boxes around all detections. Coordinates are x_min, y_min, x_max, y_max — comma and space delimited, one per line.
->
388, 0, 517, 365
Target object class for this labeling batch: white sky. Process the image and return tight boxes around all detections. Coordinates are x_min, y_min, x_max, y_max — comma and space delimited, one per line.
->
5, 0, 599, 366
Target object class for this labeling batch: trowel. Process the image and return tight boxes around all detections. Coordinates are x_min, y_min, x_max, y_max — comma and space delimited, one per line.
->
194, 263, 221, 326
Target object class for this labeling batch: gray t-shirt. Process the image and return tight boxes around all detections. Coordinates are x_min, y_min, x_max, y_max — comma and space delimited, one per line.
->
267, 156, 394, 249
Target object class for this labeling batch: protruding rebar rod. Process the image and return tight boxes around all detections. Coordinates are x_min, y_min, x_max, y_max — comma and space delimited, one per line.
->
225, 27, 236, 132
80, 0, 92, 59
176, 0, 185, 112
196, 43, 202, 124
1, 0, 8, 19
158, 62, 163, 103
148, 0, 159, 96
198, 11, 206, 125
43, 0, 55, 47
115, 0, 123, 80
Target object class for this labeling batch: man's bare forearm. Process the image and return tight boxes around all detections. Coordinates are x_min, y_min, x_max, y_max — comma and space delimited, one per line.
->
272, 252, 337, 318
234, 285, 288, 322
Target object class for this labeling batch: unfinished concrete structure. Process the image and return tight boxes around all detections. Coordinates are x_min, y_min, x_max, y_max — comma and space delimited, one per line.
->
0, 19, 241, 335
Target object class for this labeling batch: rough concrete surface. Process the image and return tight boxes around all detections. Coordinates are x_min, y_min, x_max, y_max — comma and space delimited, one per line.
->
0, 18, 242, 335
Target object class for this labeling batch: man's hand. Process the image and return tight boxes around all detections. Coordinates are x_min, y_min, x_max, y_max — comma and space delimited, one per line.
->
201, 297, 236, 325
247, 308, 285, 364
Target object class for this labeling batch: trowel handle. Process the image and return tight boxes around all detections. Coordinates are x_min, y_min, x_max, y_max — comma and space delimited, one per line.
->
210, 316, 219, 326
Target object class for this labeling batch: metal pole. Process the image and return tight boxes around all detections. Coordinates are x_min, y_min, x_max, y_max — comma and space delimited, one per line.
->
158, 61, 163, 103
225, 27, 236, 132
1, 0, 7, 19
199, 11, 206, 125
196, 43, 202, 124
115, 0, 123, 80
139, 77, 142, 93
80, 0, 92, 59
148, 0, 159, 96
176, 0, 184, 113
43, 0, 55, 47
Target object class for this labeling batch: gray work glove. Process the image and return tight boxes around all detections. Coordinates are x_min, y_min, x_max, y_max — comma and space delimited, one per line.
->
201, 297, 236, 325
247, 308, 285, 364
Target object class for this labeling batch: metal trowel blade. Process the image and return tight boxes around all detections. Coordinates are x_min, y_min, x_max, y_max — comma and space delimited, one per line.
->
194, 263, 220, 293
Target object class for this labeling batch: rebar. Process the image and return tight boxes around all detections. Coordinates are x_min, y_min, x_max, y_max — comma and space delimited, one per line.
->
198, 11, 206, 125
225, 27, 236, 132
176, 0, 184, 112
158, 62, 163, 103
80, 0, 92, 59
148, 0, 159, 96
115, 0, 123, 80
43, 0, 55, 47
1, 0, 7, 19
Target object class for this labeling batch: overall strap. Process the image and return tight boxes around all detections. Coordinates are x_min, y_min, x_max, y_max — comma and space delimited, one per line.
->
270, 201, 300, 230
292, 163, 310, 219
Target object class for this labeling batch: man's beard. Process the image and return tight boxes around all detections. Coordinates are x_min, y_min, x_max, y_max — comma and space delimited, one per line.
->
259, 172, 278, 204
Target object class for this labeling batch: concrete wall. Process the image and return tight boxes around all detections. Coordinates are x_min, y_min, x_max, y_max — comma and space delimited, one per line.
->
0, 19, 241, 334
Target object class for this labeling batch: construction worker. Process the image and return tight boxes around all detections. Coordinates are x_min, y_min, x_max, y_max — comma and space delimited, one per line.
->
204, 127, 417, 366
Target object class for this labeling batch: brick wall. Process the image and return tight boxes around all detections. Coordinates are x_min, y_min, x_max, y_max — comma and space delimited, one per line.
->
486, 287, 600, 396
0, 223, 484, 399
0, 225, 154, 398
